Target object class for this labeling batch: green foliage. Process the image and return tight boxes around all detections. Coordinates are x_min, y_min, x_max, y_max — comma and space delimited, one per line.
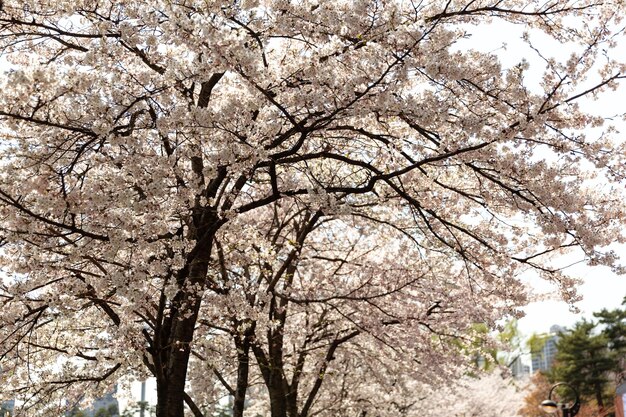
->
496, 319, 526, 367
214, 406, 233, 417
549, 320, 618, 409
456, 322, 499, 372
526, 332, 550, 358
120, 402, 155, 417
458, 320, 524, 372
95, 404, 119, 417
594, 296, 626, 354
498, 319, 521, 346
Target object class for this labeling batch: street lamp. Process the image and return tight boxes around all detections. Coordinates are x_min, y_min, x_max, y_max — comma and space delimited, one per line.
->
540, 382, 581, 417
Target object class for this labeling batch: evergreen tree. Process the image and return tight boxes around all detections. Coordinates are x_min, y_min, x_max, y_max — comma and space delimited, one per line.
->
550, 320, 617, 412
94, 404, 120, 417
120, 402, 156, 417
595, 297, 626, 356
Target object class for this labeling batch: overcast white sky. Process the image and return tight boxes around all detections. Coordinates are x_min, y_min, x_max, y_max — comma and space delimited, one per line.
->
519, 263, 626, 335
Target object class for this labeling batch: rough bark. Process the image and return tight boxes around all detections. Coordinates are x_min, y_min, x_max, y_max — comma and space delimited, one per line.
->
155, 208, 221, 417
233, 322, 255, 417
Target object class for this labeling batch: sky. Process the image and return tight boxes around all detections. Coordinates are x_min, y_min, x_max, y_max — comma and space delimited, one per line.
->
519, 263, 626, 336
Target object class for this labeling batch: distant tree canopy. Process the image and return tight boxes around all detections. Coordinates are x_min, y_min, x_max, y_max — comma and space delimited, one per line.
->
521, 301, 625, 417
520, 372, 607, 417
529, 300, 625, 415
527, 333, 551, 358
121, 402, 155, 417
0, 404, 13, 417
550, 320, 617, 410
95, 404, 120, 417
595, 297, 626, 357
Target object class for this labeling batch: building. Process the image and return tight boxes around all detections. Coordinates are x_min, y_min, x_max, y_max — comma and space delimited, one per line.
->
509, 356, 530, 379
531, 325, 564, 373
67, 388, 119, 417
84, 390, 119, 417
0, 400, 14, 417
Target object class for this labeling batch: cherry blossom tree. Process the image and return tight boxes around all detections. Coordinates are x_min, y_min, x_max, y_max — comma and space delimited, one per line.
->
0, 1, 625, 417
187, 203, 500, 417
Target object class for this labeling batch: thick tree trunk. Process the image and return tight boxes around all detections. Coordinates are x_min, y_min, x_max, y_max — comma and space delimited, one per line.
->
155, 296, 203, 417
261, 321, 299, 417
154, 215, 219, 417
255, 213, 321, 417
262, 371, 299, 417
267, 294, 292, 417
233, 323, 255, 417
285, 388, 299, 417
252, 334, 293, 417
595, 382, 604, 412
233, 348, 249, 417
268, 380, 289, 417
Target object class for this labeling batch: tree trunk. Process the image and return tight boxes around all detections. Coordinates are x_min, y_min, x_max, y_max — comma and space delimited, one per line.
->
268, 379, 289, 417
251, 333, 292, 417
262, 368, 299, 417
233, 323, 255, 417
595, 382, 604, 413
155, 288, 204, 417
154, 216, 218, 417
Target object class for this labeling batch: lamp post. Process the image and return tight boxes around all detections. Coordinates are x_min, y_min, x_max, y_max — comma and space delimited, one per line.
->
540, 382, 581, 417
